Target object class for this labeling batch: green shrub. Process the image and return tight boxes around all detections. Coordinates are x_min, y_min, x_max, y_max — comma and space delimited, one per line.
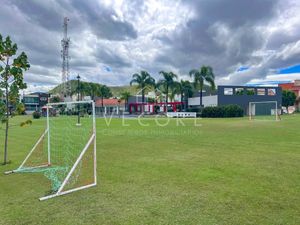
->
32, 111, 41, 119
201, 105, 244, 118
223, 105, 244, 117
202, 106, 224, 118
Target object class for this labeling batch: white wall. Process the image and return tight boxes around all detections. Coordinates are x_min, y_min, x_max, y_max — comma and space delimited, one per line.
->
188, 95, 218, 107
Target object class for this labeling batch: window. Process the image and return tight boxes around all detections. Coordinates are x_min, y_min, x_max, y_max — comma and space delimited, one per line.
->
25, 105, 38, 111
257, 88, 265, 95
40, 97, 48, 101
224, 88, 233, 95
234, 88, 244, 95
24, 97, 39, 104
246, 88, 255, 95
268, 88, 276, 96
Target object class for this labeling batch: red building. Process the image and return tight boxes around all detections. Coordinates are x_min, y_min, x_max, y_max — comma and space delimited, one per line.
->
94, 98, 125, 115
129, 102, 183, 114
279, 80, 300, 109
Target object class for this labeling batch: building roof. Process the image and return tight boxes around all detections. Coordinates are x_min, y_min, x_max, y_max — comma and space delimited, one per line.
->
279, 81, 300, 96
30, 92, 49, 96
95, 98, 124, 107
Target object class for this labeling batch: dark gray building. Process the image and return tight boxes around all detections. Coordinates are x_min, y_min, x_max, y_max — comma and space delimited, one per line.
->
217, 85, 282, 115
23, 92, 49, 113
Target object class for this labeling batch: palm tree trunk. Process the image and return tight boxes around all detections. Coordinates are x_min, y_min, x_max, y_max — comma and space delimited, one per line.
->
185, 93, 188, 111
166, 85, 169, 112
141, 89, 145, 113
180, 92, 183, 111
200, 86, 203, 108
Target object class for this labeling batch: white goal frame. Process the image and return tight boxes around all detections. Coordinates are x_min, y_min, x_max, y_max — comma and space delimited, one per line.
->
249, 101, 279, 121
5, 100, 97, 201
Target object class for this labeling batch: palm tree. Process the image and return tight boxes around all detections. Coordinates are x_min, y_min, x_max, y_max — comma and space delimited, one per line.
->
99, 85, 113, 107
157, 71, 178, 107
89, 83, 101, 101
189, 66, 215, 107
175, 80, 193, 111
130, 71, 155, 104
120, 91, 131, 111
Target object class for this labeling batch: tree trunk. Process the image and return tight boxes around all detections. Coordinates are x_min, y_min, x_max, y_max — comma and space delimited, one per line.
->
180, 92, 184, 111
4, 85, 9, 165
185, 94, 188, 111
166, 85, 169, 112
142, 89, 145, 104
141, 89, 145, 113
199, 86, 203, 108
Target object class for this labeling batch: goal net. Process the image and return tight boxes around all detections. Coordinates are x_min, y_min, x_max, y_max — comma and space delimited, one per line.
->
249, 101, 279, 121
5, 101, 97, 200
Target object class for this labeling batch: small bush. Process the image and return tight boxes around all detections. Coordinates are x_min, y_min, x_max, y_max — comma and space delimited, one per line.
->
201, 105, 243, 118
223, 105, 244, 117
32, 111, 41, 119
202, 106, 224, 118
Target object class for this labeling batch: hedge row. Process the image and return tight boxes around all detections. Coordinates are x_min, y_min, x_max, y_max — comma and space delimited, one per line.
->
201, 104, 244, 118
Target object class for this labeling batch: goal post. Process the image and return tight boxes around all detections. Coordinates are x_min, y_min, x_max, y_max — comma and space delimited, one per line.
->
249, 101, 280, 121
5, 100, 97, 201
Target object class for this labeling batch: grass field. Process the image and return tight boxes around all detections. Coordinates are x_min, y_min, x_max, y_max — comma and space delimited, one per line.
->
0, 115, 299, 225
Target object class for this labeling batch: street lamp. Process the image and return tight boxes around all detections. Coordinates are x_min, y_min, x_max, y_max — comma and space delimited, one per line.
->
76, 74, 81, 126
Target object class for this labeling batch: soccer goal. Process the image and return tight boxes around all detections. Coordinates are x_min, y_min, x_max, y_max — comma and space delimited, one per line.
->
5, 100, 97, 201
249, 101, 280, 121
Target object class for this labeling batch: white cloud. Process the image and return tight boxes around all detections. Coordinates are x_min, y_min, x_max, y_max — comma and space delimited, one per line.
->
247, 73, 300, 86
1, 0, 300, 93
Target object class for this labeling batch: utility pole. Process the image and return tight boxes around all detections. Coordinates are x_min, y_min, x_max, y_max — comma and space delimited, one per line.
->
61, 17, 70, 100
76, 74, 81, 126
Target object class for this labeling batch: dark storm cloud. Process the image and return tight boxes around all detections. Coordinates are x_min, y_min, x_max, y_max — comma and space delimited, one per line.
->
94, 46, 132, 68
186, 0, 279, 27
7, 0, 65, 31
155, 0, 280, 77
8, 0, 137, 41
0, 0, 138, 89
71, 0, 137, 41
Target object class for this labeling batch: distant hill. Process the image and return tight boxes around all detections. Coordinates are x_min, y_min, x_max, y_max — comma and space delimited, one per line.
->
49, 80, 78, 95
49, 81, 138, 97
109, 85, 138, 96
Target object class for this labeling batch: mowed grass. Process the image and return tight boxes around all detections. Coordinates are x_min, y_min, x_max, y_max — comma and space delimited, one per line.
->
0, 115, 299, 225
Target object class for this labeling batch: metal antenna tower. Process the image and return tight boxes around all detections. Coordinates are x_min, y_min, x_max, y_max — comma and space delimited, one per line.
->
61, 17, 70, 98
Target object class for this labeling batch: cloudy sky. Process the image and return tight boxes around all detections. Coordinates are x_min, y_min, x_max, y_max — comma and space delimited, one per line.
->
1, 0, 300, 92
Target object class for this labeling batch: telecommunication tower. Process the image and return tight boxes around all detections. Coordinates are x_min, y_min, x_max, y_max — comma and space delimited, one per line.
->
61, 17, 70, 98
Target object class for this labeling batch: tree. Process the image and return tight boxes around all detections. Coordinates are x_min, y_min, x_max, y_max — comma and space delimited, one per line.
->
99, 85, 112, 107
130, 71, 155, 104
189, 66, 215, 107
85, 83, 100, 101
175, 80, 193, 111
0, 90, 5, 122
0, 34, 30, 164
282, 90, 296, 113
157, 71, 178, 107
49, 96, 61, 103
15, 102, 25, 115
120, 91, 131, 111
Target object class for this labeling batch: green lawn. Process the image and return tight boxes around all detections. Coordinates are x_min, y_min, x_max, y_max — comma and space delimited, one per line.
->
0, 115, 299, 225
